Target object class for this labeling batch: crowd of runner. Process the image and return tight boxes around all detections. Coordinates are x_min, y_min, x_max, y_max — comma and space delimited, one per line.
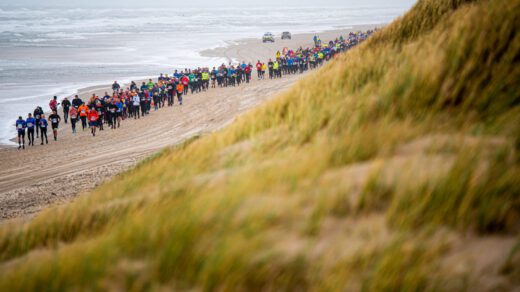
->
14, 30, 375, 149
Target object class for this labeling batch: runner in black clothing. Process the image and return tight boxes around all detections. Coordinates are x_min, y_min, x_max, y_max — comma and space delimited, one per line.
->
268, 59, 274, 79
48, 111, 61, 141
72, 95, 82, 109
33, 106, 43, 138
96, 100, 105, 131
139, 93, 147, 117
61, 97, 71, 123
107, 102, 117, 129
112, 81, 121, 93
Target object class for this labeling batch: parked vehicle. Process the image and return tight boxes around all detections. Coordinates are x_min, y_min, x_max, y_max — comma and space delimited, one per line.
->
262, 32, 275, 43
281, 31, 292, 40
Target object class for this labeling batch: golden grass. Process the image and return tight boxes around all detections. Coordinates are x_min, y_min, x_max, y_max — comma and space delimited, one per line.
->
0, 0, 519, 290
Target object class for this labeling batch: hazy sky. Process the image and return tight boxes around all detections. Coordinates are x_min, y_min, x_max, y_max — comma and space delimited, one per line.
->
1, 0, 417, 8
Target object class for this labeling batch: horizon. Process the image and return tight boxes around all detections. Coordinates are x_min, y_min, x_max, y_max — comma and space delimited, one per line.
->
0, 0, 416, 9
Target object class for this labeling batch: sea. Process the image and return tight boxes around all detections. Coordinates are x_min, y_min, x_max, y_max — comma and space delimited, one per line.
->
0, 5, 412, 145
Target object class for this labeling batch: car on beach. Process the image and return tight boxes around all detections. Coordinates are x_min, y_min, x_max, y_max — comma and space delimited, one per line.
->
281, 31, 292, 40
262, 32, 275, 43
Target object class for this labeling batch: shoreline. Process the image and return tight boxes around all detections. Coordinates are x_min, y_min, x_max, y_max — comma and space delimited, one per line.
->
0, 25, 380, 222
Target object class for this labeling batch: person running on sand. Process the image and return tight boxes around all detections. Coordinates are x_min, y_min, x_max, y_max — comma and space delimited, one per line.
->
245, 63, 252, 83
39, 114, 49, 145
61, 97, 71, 123
26, 113, 36, 146
181, 74, 189, 95
202, 70, 210, 91
268, 59, 274, 79
107, 101, 117, 129
33, 106, 43, 138
153, 91, 160, 111
95, 99, 105, 131
210, 68, 217, 88
87, 107, 99, 136
69, 106, 78, 133
15, 116, 26, 149
273, 60, 280, 78
256, 60, 262, 79
48, 111, 61, 141
49, 96, 59, 113
176, 83, 184, 105
166, 81, 174, 106
72, 94, 82, 109
78, 103, 89, 130
139, 92, 147, 117
132, 92, 140, 119
112, 81, 120, 93
115, 98, 123, 127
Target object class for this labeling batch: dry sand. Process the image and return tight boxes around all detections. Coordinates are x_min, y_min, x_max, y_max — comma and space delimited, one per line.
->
0, 26, 377, 222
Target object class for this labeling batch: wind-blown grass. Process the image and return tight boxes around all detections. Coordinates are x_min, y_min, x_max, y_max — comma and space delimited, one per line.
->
0, 0, 519, 290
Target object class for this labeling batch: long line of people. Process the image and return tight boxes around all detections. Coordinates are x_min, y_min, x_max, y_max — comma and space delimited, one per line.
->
14, 30, 375, 149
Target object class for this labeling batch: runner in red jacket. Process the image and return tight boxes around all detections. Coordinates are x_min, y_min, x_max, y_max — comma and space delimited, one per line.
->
87, 107, 99, 137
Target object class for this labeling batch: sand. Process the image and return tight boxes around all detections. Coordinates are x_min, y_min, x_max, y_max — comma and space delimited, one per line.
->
0, 26, 378, 222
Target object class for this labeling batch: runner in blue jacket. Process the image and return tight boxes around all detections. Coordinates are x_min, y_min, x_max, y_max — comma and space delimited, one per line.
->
26, 113, 36, 146
15, 116, 26, 149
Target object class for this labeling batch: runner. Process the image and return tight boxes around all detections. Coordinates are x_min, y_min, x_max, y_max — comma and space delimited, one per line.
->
115, 98, 123, 128
61, 97, 71, 123
95, 99, 105, 131
147, 79, 154, 91
256, 60, 262, 79
166, 81, 174, 106
15, 116, 26, 149
181, 74, 189, 95
273, 60, 280, 78
72, 94, 82, 109
245, 64, 252, 83
69, 106, 78, 133
176, 82, 184, 105
48, 111, 61, 141
132, 92, 140, 119
268, 59, 274, 79
49, 96, 59, 113
139, 92, 147, 117
261, 62, 267, 79
33, 106, 43, 138
39, 114, 49, 145
26, 113, 36, 146
78, 103, 89, 130
210, 68, 217, 88
201, 70, 210, 91
112, 81, 121, 93
87, 107, 99, 136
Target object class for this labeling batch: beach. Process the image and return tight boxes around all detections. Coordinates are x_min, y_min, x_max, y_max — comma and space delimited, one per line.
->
0, 27, 372, 222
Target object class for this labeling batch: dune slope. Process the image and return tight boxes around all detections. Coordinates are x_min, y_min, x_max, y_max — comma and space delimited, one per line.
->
0, 0, 519, 290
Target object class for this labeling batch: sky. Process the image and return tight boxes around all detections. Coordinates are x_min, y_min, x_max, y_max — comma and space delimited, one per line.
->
0, 0, 417, 8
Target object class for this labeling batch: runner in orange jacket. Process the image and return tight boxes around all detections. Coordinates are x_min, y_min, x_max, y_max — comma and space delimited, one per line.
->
78, 103, 89, 130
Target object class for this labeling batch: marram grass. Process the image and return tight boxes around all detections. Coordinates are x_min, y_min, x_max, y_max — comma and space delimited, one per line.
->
0, 0, 519, 290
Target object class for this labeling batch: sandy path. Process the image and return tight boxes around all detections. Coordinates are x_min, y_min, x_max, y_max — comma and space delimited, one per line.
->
0, 26, 376, 222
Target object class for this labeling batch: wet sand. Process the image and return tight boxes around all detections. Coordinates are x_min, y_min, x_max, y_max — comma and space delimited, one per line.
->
0, 26, 379, 222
